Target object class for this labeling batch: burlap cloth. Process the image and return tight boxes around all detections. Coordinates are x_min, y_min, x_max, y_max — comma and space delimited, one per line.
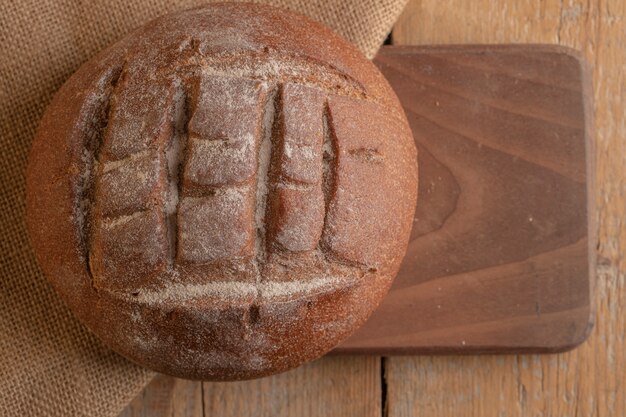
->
0, 1, 407, 416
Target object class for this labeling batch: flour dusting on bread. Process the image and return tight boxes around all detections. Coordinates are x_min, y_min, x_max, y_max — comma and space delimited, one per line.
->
28, 3, 417, 380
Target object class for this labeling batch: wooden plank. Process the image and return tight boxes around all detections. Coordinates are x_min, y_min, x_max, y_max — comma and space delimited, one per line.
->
118, 376, 202, 417
386, 0, 625, 416
336, 44, 594, 354
203, 356, 380, 416
120, 357, 381, 416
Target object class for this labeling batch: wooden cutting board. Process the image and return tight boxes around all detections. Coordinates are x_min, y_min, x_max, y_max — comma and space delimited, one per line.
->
334, 45, 595, 354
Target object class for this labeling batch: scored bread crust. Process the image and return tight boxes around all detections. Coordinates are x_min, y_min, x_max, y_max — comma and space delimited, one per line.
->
26, 3, 418, 380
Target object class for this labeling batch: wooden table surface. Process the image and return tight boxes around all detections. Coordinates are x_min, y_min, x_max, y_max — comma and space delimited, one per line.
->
120, 1, 625, 415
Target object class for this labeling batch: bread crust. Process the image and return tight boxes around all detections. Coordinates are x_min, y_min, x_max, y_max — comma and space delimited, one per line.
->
26, 3, 417, 380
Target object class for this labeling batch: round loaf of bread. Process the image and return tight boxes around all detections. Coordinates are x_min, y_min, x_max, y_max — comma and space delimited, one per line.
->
26, 3, 417, 380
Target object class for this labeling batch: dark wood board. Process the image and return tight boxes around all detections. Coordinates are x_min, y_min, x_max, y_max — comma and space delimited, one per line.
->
334, 45, 595, 354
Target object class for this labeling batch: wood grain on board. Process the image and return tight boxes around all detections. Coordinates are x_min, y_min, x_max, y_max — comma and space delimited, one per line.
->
335, 44, 594, 354
385, 0, 625, 416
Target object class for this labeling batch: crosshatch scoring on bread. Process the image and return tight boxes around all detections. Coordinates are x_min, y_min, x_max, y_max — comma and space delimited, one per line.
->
81, 49, 414, 298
